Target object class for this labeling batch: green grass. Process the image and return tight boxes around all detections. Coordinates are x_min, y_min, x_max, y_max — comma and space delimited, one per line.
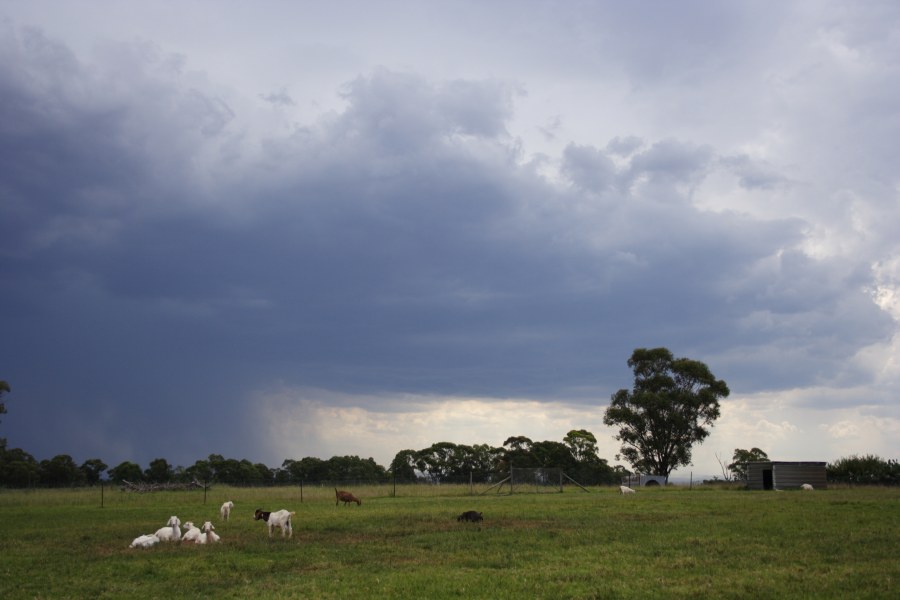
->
0, 485, 897, 599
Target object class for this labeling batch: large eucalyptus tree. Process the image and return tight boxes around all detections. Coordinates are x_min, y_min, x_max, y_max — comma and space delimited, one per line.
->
603, 347, 729, 481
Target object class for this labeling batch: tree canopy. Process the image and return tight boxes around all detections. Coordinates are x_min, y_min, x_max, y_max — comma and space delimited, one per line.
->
387, 431, 620, 486
728, 447, 769, 481
603, 347, 729, 481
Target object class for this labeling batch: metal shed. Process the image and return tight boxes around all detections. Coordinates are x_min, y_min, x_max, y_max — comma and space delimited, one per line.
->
746, 461, 827, 490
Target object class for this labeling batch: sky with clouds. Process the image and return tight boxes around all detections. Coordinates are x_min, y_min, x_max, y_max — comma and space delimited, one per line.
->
1, 1, 898, 479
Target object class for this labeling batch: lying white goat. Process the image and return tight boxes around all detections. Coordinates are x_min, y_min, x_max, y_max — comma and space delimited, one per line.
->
220, 500, 234, 521
130, 533, 160, 548
196, 521, 220, 544
155, 516, 182, 542
181, 521, 202, 543
620, 485, 636, 494
263, 509, 296, 538
800, 483, 814, 491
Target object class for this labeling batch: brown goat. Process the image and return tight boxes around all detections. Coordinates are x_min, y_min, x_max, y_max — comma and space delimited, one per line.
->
335, 488, 361, 506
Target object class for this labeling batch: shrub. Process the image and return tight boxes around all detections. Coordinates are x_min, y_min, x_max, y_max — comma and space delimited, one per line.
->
827, 454, 899, 486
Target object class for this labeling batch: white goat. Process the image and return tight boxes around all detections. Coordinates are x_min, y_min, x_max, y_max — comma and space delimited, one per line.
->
800, 483, 814, 491
181, 521, 202, 543
620, 485, 636, 494
196, 521, 220, 544
155, 516, 182, 542
129, 533, 160, 548
220, 500, 234, 521
264, 509, 296, 538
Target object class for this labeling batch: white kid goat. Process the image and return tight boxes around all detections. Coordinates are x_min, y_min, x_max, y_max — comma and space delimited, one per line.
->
129, 534, 160, 548
620, 485, 636, 494
263, 509, 296, 538
220, 500, 234, 521
196, 521, 220, 544
181, 521, 202, 543
155, 516, 182, 542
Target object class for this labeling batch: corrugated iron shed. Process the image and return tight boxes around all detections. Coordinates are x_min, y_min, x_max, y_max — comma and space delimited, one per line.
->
747, 461, 827, 490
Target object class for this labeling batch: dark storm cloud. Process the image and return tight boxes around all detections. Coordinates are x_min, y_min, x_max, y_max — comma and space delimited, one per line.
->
0, 11, 895, 469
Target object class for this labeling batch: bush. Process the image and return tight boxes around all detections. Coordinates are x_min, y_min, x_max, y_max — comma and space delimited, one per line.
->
827, 454, 899, 486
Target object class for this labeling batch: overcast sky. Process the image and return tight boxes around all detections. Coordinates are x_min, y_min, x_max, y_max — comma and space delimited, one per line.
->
1, 1, 898, 479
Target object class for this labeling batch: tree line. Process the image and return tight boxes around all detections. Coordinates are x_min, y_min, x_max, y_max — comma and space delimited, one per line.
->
2, 439, 896, 488
389, 430, 624, 485
0, 432, 697, 489
0, 429, 624, 488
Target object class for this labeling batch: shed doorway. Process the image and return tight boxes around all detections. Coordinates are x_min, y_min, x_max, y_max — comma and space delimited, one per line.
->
763, 469, 774, 490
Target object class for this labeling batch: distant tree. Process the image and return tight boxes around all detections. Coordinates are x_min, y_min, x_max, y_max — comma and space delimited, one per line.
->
416, 442, 462, 482
468, 443, 504, 480
0, 446, 40, 487
564, 429, 601, 464
389, 450, 419, 482
728, 448, 769, 482
393, 444, 503, 483
603, 347, 729, 482
210, 456, 243, 483
323, 455, 387, 481
184, 459, 213, 482
80, 458, 108, 485
205, 454, 230, 481
282, 457, 326, 482
40, 454, 85, 487
144, 458, 173, 483
828, 454, 900, 486
530, 440, 577, 470
171, 465, 190, 483
612, 464, 631, 479
234, 460, 255, 483
561, 429, 618, 484
108, 461, 144, 483
273, 465, 293, 484
253, 462, 275, 484
500, 436, 538, 469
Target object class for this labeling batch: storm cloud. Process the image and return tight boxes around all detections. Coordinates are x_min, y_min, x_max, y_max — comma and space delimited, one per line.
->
1, 1, 897, 475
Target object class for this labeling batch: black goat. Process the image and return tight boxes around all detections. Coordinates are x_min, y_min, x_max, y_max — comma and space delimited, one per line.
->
456, 510, 483, 523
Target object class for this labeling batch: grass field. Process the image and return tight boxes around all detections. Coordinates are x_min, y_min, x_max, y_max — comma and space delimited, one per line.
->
0, 484, 897, 599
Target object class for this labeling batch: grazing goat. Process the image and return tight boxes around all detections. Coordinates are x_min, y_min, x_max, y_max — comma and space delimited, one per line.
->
181, 521, 202, 543
335, 488, 362, 506
196, 521, 220, 544
457, 510, 483, 523
254, 508, 271, 522
155, 516, 182, 542
220, 500, 234, 520
255, 508, 295, 538
620, 485, 636, 494
129, 534, 160, 548
800, 483, 814, 491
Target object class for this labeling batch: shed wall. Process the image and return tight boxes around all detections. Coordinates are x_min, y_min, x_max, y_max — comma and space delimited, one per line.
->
747, 463, 767, 490
746, 462, 827, 490
774, 464, 827, 490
